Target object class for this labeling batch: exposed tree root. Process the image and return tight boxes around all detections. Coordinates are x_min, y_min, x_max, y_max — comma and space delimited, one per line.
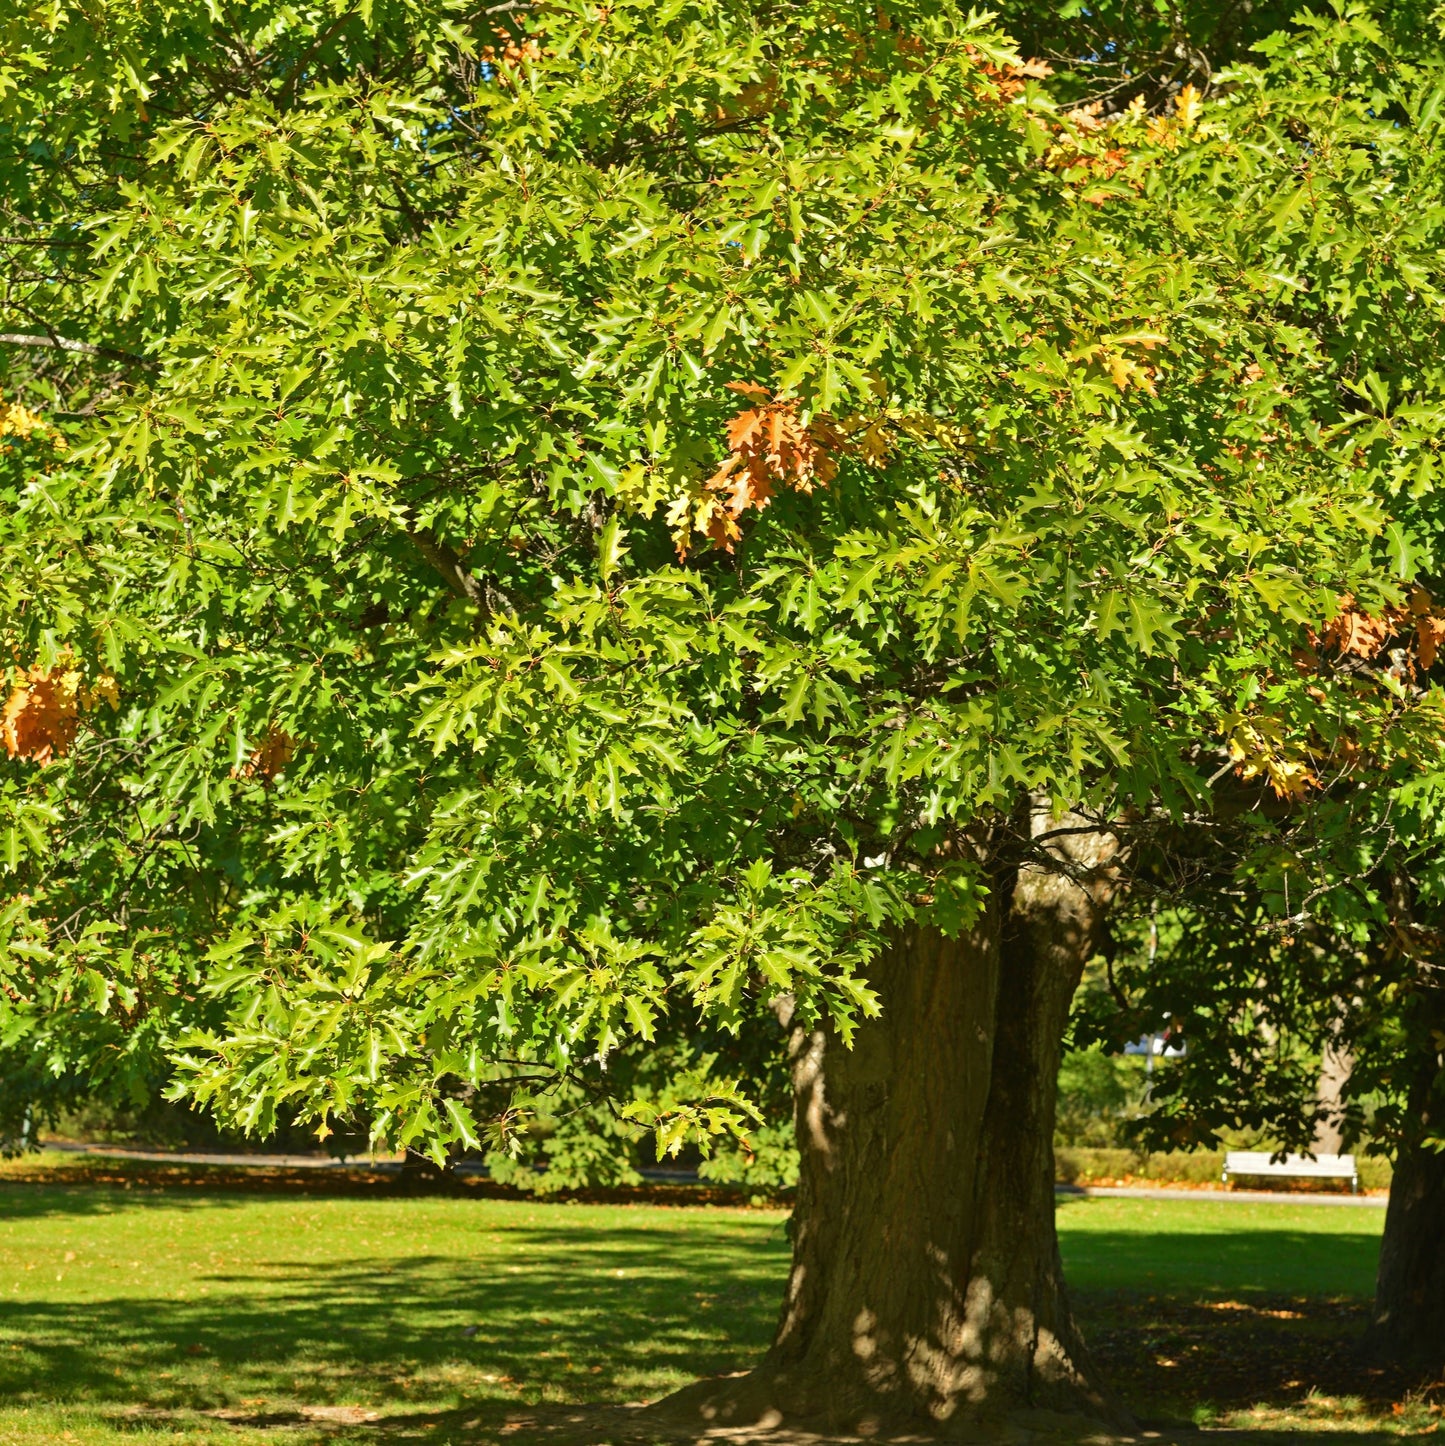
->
647, 1365, 1129, 1443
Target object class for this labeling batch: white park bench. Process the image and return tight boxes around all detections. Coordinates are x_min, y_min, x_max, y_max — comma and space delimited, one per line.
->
1222, 1150, 1359, 1193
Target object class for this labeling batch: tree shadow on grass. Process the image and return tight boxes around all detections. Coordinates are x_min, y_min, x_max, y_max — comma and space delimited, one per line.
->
85, 1398, 1428, 1446
173, 1401, 1435, 1446
1075, 1291, 1443, 1425
0, 1214, 1432, 1444
1061, 1221, 1442, 1429
0, 1223, 790, 1417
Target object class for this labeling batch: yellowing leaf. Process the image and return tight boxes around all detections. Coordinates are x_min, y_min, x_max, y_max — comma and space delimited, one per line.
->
1175, 84, 1204, 130
0, 400, 49, 439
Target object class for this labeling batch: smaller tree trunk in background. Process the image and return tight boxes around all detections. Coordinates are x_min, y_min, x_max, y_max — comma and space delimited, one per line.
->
1313, 1040, 1353, 1156
1368, 1046, 1445, 1373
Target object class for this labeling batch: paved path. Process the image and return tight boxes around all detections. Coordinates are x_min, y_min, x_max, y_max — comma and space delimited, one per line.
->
37, 1142, 1387, 1203
37, 1142, 697, 1183
40, 1140, 392, 1169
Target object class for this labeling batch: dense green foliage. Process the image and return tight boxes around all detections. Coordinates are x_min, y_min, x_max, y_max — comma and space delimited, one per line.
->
1082, 887, 1445, 1162
4, 0, 1445, 1160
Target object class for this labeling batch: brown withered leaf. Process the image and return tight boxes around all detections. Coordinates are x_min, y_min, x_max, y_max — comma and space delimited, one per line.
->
1418, 615, 1445, 670
1320, 596, 1404, 658
480, 36, 542, 67
1403, 587, 1445, 669
1311, 587, 1445, 671
245, 727, 296, 784
1064, 101, 1105, 132
975, 55, 1053, 101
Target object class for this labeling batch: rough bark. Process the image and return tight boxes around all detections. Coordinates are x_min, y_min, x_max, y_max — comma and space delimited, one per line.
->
1367, 1060, 1445, 1373
662, 827, 1118, 1435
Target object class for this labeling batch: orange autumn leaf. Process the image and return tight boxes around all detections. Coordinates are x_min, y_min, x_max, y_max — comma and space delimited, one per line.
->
726, 408, 766, 452
672, 386, 842, 556
708, 452, 775, 515
3, 665, 83, 765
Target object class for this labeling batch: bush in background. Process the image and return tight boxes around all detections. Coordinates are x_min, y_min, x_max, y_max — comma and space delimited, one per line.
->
1055, 1045, 1151, 1148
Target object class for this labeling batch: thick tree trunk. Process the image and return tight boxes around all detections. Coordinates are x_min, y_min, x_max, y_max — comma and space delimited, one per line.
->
1367, 1061, 1445, 1373
664, 834, 1117, 1434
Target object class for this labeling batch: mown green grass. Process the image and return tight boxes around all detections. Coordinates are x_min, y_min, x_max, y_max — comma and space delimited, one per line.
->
0, 1175, 1397, 1445
1056, 1193, 1384, 1298
0, 1181, 788, 1444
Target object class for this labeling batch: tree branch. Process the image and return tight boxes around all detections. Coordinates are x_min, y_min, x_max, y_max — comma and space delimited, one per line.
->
408, 527, 486, 608
0, 333, 157, 367
278, 10, 358, 106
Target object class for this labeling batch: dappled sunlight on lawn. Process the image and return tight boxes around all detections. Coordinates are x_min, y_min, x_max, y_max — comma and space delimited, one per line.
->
0, 1188, 791, 1421
0, 1182, 1430, 1445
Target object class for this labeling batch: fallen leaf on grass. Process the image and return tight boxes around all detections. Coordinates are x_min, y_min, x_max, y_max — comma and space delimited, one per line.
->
301, 1405, 381, 1424
1203, 1299, 1306, 1320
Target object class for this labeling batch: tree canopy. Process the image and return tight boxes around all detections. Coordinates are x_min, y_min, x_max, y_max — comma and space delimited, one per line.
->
4, 0, 1445, 1171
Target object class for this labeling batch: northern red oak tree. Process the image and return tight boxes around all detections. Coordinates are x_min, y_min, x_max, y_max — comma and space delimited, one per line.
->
4, 0, 1445, 1427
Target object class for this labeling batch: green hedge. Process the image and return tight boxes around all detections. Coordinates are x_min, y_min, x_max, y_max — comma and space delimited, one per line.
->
1055, 1146, 1393, 1190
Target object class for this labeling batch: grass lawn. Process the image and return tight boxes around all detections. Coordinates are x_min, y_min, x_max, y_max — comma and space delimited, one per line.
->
0, 1167, 1427, 1445
1057, 1193, 1384, 1298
